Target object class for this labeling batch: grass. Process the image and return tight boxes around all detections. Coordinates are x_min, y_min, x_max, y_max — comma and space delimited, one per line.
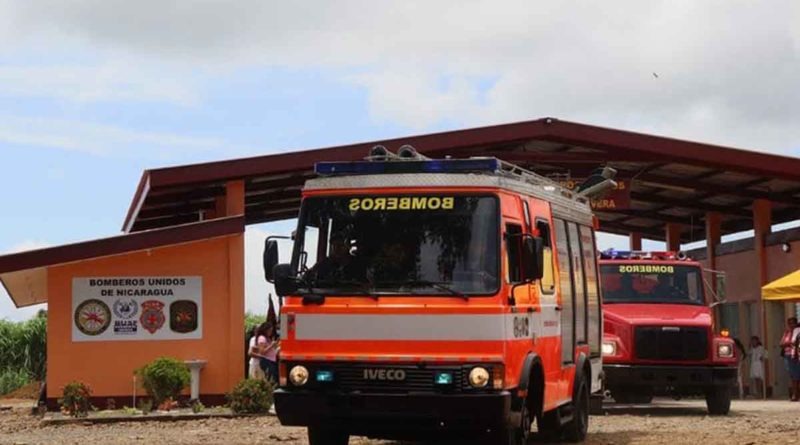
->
0, 310, 47, 395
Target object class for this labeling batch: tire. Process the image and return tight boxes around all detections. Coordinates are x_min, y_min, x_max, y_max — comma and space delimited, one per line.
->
308, 425, 349, 445
705, 386, 731, 415
498, 396, 533, 445
563, 377, 590, 443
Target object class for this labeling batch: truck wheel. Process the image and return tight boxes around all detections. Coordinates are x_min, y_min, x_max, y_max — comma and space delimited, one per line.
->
308, 425, 349, 445
562, 376, 590, 443
499, 399, 532, 445
705, 386, 731, 415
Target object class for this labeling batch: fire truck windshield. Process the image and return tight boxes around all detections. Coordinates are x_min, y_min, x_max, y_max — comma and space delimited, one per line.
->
291, 195, 499, 296
599, 264, 705, 305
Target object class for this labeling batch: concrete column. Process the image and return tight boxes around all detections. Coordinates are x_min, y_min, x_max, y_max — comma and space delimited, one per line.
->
225, 179, 246, 390
629, 232, 642, 251
753, 199, 772, 394
225, 180, 245, 216
665, 223, 681, 252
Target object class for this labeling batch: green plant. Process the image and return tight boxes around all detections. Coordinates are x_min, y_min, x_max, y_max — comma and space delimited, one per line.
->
191, 400, 205, 413
59, 381, 92, 418
135, 357, 191, 405
0, 313, 47, 384
0, 368, 31, 396
121, 406, 139, 415
227, 378, 274, 414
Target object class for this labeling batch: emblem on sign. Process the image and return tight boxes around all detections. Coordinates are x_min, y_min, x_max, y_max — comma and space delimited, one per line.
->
113, 299, 139, 319
170, 300, 198, 333
140, 300, 166, 334
74, 299, 112, 336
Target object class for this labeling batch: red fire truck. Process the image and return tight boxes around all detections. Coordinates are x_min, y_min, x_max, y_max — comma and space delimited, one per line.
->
264, 147, 611, 444
598, 250, 737, 414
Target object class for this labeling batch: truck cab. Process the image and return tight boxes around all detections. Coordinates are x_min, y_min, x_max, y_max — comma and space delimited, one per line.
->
264, 148, 609, 444
598, 250, 737, 414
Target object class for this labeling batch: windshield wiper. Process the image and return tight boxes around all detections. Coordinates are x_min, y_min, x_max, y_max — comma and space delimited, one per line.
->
306, 279, 379, 300
402, 280, 469, 301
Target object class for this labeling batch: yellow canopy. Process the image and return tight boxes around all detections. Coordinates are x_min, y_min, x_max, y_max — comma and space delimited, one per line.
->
762, 269, 800, 301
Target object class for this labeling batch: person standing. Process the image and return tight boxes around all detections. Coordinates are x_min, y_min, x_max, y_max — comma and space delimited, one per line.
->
749, 336, 766, 399
259, 323, 280, 383
248, 323, 269, 380
779, 317, 800, 401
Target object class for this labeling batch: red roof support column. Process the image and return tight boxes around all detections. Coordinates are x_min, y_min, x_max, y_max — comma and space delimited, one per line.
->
629, 232, 642, 250
705, 212, 722, 288
665, 223, 681, 252
753, 199, 772, 395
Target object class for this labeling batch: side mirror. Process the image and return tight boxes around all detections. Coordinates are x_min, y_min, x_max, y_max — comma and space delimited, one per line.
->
263, 240, 280, 283
523, 236, 544, 281
714, 273, 727, 302
273, 264, 296, 297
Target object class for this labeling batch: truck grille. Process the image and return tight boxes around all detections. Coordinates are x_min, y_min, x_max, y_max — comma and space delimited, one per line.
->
634, 326, 708, 361
334, 364, 464, 393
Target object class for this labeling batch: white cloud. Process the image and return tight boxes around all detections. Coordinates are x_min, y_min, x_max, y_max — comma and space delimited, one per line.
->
0, 63, 199, 106
0, 1, 797, 154
0, 115, 250, 160
244, 224, 294, 317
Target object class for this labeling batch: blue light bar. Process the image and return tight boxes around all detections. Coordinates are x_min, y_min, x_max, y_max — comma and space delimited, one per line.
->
434, 371, 454, 385
314, 158, 500, 176
315, 370, 334, 383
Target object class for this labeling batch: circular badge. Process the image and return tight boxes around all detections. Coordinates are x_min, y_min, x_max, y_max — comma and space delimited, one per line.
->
74, 299, 111, 336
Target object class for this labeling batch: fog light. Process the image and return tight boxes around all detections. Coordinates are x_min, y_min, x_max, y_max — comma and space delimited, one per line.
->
717, 343, 734, 358
434, 372, 454, 385
316, 370, 334, 383
289, 365, 309, 386
468, 367, 490, 388
602, 341, 617, 356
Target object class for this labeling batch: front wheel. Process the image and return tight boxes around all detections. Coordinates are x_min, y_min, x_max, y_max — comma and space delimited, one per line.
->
705, 386, 731, 415
498, 397, 533, 445
308, 425, 349, 445
563, 376, 590, 443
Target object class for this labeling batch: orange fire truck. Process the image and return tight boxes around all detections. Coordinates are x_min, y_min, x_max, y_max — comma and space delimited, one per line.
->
598, 250, 737, 414
264, 146, 611, 444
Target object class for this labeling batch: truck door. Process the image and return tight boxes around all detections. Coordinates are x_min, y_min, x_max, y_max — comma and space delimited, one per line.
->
553, 218, 575, 366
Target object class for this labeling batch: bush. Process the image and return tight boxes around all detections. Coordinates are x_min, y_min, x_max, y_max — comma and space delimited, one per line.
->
227, 378, 274, 414
136, 357, 190, 406
59, 381, 92, 418
0, 369, 31, 396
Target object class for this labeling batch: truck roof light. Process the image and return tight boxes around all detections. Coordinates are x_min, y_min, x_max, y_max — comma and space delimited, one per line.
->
314, 158, 501, 176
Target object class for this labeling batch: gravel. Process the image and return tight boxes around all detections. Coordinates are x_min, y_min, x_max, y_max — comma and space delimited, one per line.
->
1, 398, 799, 444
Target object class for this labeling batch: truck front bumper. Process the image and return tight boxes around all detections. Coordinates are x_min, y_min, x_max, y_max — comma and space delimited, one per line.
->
604, 364, 737, 388
274, 389, 511, 439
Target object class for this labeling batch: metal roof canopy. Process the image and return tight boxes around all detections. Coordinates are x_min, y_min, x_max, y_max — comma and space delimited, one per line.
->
123, 118, 800, 243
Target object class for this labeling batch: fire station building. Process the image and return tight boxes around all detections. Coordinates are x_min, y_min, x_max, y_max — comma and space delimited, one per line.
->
1, 117, 800, 404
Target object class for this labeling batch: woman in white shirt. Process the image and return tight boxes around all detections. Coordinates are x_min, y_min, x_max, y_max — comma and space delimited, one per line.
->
749, 336, 766, 399
248, 323, 269, 380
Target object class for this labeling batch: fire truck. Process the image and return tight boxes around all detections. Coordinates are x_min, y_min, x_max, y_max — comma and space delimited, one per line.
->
598, 250, 737, 414
264, 146, 612, 444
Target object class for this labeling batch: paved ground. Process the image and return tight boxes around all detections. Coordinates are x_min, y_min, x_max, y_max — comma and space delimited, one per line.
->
1, 398, 799, 444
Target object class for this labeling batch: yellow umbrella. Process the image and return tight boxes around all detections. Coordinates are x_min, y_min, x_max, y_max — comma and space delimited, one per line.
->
762, 269, 800, 301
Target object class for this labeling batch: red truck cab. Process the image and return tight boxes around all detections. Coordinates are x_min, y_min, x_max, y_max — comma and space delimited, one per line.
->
598, 250, 737, 415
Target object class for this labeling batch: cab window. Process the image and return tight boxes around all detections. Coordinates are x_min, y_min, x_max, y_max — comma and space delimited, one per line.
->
536, 219, 555, 295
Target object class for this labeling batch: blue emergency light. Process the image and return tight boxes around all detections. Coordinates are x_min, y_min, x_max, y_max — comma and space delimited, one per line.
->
315, 370, 334, 383
314, 158, 501, 176
434, 371, 454, 385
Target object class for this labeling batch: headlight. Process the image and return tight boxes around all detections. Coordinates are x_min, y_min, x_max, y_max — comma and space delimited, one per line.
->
717, 343, 734, 358
602, 341, 617, 356
468, 367, 490, 388
289, 365, 309, 386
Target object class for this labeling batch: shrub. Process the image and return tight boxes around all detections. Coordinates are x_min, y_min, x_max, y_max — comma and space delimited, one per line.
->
59, 381, 92, 418
227, 378, 274, 414
0, 369, 31, 396
191, 400, 205, 413
0, 313, 47, 383
136, 357, 190, 406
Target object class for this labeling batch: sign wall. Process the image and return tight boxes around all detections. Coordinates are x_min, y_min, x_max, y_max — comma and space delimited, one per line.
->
72, 277, 202, 342
558, 178, 631, 210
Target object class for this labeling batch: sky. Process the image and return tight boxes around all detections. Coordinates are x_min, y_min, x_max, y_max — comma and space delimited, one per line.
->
1, 1, 799, 320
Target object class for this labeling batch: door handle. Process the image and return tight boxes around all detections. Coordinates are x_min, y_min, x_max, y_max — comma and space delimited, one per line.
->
554, 305, 563, 311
